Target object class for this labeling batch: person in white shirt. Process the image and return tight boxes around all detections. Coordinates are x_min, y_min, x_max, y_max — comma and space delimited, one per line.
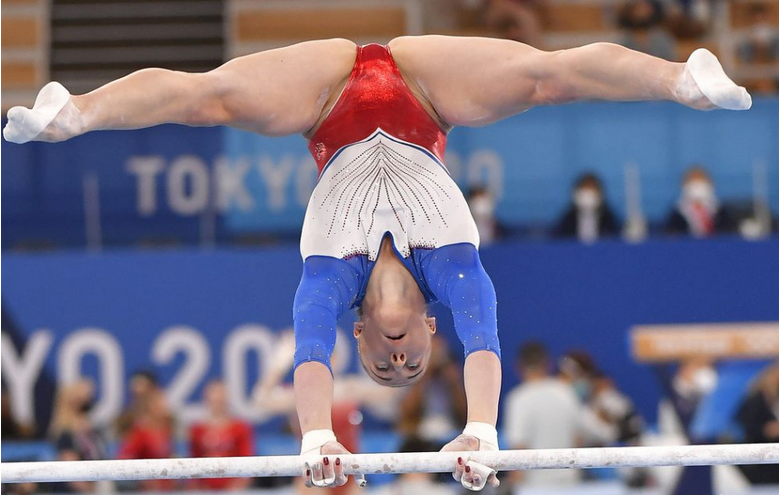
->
503, 341, 583, 490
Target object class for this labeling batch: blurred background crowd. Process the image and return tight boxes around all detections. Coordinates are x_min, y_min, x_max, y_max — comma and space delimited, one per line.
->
2, 335, 778, 494
0, 0, 778, 495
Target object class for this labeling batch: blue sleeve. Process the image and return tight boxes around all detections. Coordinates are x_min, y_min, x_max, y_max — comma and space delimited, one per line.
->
421, 243, 501, 359
293, 256, 361, 372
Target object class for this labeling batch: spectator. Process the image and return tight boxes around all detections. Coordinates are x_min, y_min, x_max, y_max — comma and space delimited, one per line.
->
503, 341, 582, 490
1, 391, 35, 440
48, 380, 106, 494
665, 166, 736, 237
117, 372, 175, 492
735, 363, 778, 484
116, 370, 160, 437
737, 2, 778, 64
558, 350, 618, 444
589, 374, 645, 446
587, 373, 649, 487
617, 0, 676, 60
397, 336, 467, 443
189, 379, 254, 491
483, 0, 543, 47
554, 173, 619, 243
467, 186, 502, 245
662, 0, 713, 39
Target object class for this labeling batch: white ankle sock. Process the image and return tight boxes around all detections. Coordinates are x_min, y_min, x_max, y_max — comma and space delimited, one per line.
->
3, 82, 72, 144
685, 48, 752, 111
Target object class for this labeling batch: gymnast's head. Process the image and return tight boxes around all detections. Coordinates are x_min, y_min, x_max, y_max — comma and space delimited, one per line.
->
353, 301, 436, 387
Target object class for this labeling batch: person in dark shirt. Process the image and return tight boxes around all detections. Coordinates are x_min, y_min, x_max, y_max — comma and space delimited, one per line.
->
665, 166, 736, 237
49, 380, 106, 494
554, 173, 619, 243
735, 364, 778, 484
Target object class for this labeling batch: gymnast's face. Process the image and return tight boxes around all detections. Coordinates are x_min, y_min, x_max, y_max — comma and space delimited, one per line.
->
354, 305, 436, 387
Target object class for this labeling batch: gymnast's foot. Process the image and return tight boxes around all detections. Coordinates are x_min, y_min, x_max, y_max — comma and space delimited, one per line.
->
3, 82, 84, 144
676, 49, 752, 111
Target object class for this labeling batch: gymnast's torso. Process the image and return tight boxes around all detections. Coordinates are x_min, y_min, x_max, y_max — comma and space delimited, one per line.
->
293, 44, 499, 369
301, 43, 480, 262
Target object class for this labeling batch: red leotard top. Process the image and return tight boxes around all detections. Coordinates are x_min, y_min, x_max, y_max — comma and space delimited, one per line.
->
308, 43, 447, 172
300, 43, 478, 261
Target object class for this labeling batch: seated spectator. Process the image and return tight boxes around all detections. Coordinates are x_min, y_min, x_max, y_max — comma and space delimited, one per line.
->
737, 2, 779, 64
665, 166, 736, 237
662, 0, 712, 39
617, 0, 676, 60
467, 186, 502, 245
554, 173, 619, 243
503, 341, 582, 490
49, 380, 106, 494
397, 336, 467, 443
734, 363, 778, 484
483, 0, 543, 47
117, 372, 175, 492
189, 379, 254, 491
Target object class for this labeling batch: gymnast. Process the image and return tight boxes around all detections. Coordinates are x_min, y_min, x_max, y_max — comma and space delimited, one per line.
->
3, 35, 750, 490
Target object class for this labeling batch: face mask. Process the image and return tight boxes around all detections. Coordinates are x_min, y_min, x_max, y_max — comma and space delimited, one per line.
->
470, 196, 494, 218
595, 390, 629, 419
574, 379, 591, 401
574, 188, 601, 210
692, 366, 718, 395
683, 180, 715, 204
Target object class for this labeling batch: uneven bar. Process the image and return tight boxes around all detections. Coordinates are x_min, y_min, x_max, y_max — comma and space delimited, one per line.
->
1, 443, 778, 484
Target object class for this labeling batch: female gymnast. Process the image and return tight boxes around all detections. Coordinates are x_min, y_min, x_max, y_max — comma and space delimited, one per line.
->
3, 35, 750, 491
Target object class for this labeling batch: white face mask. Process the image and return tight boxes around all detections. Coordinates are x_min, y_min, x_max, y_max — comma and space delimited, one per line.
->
594, 389, 630, 419
692, 366, 718, 395
470, 196, 494, 218
683, 180, 715, 205
674, 365, 718, 398
574, 188, 601, 210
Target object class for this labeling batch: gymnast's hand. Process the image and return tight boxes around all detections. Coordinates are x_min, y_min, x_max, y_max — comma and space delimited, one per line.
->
441, 424, 501, 491
300, 431, 365, 488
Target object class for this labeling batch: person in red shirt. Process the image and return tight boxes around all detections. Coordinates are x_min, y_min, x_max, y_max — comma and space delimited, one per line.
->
189, 379, 255, 491
118, 386, 175, 491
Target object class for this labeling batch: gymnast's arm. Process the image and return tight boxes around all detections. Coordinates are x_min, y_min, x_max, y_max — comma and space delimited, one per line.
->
3, 38, 357, 143
292, 256, 361, 487
389, 35, 751, 128
422, 244, 502, 489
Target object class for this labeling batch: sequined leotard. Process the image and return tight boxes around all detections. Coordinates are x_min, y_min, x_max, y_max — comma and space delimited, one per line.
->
294, 43, 500, 369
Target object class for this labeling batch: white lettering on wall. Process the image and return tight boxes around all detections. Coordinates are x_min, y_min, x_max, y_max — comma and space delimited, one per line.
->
57, 328, 124, 427
1, 330, 53, 425
214, 156, 253, 211
152, 326, 211, 423
256, 156, 296, 211
127, 156, 166, 216
167, 155, 211, 215
223, 324, 276, 421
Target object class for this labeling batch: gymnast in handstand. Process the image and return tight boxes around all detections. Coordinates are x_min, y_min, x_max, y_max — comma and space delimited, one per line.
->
4, 35, 750, 490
